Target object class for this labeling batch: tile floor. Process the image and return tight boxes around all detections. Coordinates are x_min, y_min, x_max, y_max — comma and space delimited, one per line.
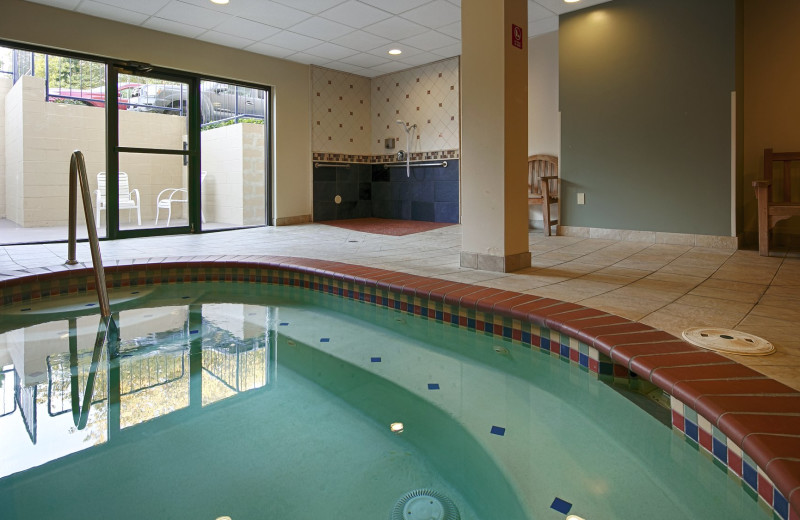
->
1, 223, 798, 391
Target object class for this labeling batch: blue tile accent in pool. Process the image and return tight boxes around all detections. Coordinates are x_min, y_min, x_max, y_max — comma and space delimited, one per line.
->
560, 344, 570, 358
503, 326, 512, 338
774, 490, 789, 520
484, 323, 493, 334
684, 420, 699, 442
579, 353, 589, 367
190, 330, 199, 334
712, 438, 728, 464
370, 357, 381, 363
550, 497, 572, 515
743, 461, 758, 490
522, 331, 531, 344
428, 383, 440, 390
467, 318, 475, 329
490, 426, 506, 436
85, 303, 96, 307
279, 322, 289, 326
320, 338, 330, 343
541, 338, 550, 350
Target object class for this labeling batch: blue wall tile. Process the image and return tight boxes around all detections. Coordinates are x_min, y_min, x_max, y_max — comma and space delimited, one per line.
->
435, 181, 459, 202
435, 202, 459, 223
412, 201, 435, 221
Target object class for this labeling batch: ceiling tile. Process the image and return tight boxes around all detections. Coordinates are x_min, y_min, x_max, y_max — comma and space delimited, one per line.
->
197, 30, 255, 49
338, 52, 390, 68
213, 17, 282, 41
400, 1, 461, 29
431, 43, 461, 58
78, 1, 149, 24
143, 17, 206, 38
399, 52, 445, 67
304, 42, 359, 61
358, 0, 431, 15
534, 0, 611, 15
285, 52, 333, 66
324, 62, 372, 76
271, 0, 347, 15
25, 0, 81, 9
399, 31, 458, 52
368, 43, 424, 59
154, 1, 230, 30
227, 0, 312, 29
244, 41, 296, 59
331, 30, 391, 51
289, 16, 355, 41
320, 0, 392, 28
369, 61, 413, 74
91, 0, 169, 16
437, 21, 460, 39
362, 17, 428, 41
263, 31, 324, 52
447, 0, 461, 6
528, 0, 556, 21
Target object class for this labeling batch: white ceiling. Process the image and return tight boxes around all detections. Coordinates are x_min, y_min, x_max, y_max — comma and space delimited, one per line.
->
25, 0, 611, 77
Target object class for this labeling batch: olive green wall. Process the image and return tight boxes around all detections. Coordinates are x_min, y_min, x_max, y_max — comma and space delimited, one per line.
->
560, 0, 736, 236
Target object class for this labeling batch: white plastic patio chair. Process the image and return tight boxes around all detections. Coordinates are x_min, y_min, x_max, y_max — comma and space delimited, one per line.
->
155, 171, 207, 226
95, 172, 141, 227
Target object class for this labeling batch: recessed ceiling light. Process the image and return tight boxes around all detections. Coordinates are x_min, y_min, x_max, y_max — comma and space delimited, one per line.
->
390, 422, 404, 433
211, 0, 229, 5
388, 49, 402, 55
564, 0, 580, 3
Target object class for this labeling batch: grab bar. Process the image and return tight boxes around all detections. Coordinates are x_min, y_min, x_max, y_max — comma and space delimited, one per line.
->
66, 150, 112, 319
314, 162, 350, 169
384, 161, 447, 169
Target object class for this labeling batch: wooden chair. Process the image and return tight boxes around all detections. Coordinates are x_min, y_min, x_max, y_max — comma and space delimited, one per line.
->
527, 154, 559, 236
753, 148, 800, 256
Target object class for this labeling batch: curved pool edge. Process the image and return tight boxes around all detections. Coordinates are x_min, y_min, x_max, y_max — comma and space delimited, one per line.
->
1, 255, 798, 518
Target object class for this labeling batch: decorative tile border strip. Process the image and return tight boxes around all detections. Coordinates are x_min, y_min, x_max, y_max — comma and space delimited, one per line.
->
0, 256, 797, 519
311, 149, 459, 164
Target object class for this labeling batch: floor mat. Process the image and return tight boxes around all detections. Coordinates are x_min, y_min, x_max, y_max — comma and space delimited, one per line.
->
320, 218, 455, 236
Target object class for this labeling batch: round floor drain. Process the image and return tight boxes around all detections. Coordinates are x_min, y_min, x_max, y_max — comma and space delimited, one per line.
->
391, 489, 460, 520
681, 327, 775, 356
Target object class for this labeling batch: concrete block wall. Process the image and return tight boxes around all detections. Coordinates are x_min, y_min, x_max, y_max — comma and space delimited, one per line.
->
0, 75, 10, 219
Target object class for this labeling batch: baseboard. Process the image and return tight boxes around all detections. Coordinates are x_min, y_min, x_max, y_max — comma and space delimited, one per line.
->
275, 214, 312, 226
558, 226, 739, 250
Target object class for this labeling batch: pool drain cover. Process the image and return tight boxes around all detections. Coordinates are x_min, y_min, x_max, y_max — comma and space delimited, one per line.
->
391, 489, 460, 520
681, 327, 774, 356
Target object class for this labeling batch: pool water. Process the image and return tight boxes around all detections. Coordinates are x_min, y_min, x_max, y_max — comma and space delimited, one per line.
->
0, 283, 773, 520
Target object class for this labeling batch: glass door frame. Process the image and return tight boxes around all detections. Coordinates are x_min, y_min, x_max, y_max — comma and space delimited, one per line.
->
104, 65, 201, 239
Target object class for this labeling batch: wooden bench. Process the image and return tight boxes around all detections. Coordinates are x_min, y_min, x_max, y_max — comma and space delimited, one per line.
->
527, 154, 559, 236
753, 148, 800, 255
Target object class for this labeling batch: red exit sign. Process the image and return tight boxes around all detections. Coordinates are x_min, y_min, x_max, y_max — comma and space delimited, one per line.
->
512, 24, 523, 49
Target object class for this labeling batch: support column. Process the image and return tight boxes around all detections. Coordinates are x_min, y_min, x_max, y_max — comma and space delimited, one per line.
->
460, 0, 531, 272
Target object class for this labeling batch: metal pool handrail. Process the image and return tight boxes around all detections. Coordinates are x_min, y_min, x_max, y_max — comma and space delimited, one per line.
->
66, 150, 112, 318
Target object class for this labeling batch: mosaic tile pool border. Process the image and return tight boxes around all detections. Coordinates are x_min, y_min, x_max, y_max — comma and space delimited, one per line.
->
0, 258, 797, 519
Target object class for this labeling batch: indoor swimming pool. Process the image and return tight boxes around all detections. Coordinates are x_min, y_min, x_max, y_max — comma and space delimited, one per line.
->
0, 280, 775, 520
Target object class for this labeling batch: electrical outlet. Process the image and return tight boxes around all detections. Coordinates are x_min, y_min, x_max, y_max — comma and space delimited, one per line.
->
577, 193, 586, 205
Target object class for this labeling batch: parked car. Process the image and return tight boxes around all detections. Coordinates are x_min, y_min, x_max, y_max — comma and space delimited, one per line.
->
137, 82, 266, 124
47, 82, 143, 109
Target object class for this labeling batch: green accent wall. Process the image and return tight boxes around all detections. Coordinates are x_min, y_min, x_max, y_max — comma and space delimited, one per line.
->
560, 0, 735, 236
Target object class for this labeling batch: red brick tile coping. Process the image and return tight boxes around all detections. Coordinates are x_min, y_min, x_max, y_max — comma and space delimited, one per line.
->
0, 256, 798, 519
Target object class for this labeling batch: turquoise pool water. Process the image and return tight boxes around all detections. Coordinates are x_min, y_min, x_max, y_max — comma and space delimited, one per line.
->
0, 283, 772, 520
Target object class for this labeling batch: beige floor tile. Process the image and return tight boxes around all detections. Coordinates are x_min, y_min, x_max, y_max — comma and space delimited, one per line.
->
475, 275, 553, 292
674, 294, 755, 315
712, 262, 780, 285
688, 278, 767, 304
759, 285, 800, 307
528, 278, 621, 303
641, 300, 749, 331
772, 261, 800, 286
749, 302, 800, 322
580, 290, 670, 321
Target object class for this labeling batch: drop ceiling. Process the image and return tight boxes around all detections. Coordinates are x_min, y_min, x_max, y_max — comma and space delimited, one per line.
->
25, 0, 611, 77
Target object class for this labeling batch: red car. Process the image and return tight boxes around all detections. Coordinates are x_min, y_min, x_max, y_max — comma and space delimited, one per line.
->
47, 83, 143, 109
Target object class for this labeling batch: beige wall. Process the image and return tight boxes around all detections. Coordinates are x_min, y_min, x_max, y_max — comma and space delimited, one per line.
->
742, 0, 800, 242
0, 76, 9, 219
202, 123, 266, 226
4, 76, 24, 224
0, 0, 311, 223
311, 67, 371, 156
527, 31, 559, 157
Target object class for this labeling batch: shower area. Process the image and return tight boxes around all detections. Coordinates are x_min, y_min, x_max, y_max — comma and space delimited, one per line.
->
310, 59, 460, 224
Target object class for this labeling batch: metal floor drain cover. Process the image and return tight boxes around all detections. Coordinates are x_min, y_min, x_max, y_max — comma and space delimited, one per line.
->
390, 489, 460, 520
682, 327, 775, 356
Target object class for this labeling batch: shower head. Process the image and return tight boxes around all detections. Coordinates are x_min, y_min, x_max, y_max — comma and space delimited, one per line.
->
395, 119, 405, 125
396, 119, 416, 133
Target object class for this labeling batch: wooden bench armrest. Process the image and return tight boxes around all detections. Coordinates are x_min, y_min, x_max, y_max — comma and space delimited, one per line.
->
752, 180, 771, 188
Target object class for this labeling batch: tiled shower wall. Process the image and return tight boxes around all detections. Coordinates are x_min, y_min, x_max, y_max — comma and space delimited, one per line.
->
311, 58, 460, 222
